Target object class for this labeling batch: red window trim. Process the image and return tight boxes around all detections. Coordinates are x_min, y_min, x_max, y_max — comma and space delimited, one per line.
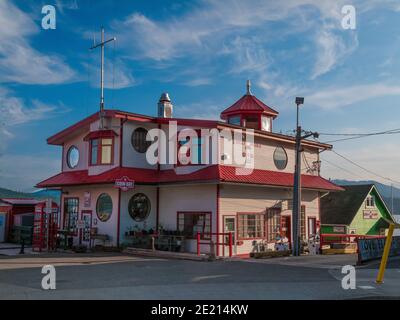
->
265, 208, 282, 242
237, 212, 267, 240
176, 211, 212, 240
88, 137, 115, 166
63, 197, 79, 236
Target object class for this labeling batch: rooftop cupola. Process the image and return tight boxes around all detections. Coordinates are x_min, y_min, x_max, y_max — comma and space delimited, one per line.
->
220, 80, 279, 132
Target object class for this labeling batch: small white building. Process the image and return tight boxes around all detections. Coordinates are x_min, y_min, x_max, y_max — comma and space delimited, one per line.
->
37, 83, 342, 257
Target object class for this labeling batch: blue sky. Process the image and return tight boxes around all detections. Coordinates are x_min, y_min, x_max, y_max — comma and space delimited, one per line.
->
1, 0, 400, 191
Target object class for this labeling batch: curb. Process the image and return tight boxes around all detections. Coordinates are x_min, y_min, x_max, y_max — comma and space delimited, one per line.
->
123, 247, 211, 261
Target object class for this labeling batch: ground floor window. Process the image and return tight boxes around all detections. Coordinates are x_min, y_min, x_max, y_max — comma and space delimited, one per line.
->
238, 213, 265, 239
64, 198, 79, 234
177, 212, 211, 239
266, 208, 281, 241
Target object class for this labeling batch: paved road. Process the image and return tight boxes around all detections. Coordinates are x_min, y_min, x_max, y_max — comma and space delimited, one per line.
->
0, 253, 398, 299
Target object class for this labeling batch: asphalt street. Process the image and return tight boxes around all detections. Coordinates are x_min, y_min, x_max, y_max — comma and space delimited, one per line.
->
0, 253, 399, 299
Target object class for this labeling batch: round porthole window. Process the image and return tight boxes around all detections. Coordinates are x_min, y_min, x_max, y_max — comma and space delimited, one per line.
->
273, 146, 288, 170
96, 193, 113, 222
128, 193, 151, 221
131, 127, 151, 153
67, 146, 79, 169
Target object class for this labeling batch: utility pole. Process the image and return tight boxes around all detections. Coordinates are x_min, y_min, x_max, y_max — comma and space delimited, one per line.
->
292, 97, 319, 256
90, 27, 116, 129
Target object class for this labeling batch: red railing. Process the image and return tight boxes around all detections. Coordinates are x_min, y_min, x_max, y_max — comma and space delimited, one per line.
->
196, 232, 233, 257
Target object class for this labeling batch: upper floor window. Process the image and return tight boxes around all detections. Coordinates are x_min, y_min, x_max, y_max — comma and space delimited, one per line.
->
366, 195, 375, 208
66, 146, 79, 169
178, 131, 203, 165
90, 138, 113, 165
273, 146, 288, 170
228, 116, 241, 126
132, 127, 151, 153
243, 115, 259, 130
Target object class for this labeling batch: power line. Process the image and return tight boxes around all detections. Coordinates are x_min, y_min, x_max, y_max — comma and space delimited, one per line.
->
320, 128, 400, 143
321, 156, 366, 180
330, 150, 400, 186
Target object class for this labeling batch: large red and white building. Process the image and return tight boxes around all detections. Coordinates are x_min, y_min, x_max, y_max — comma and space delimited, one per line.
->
37, 83, 342, 257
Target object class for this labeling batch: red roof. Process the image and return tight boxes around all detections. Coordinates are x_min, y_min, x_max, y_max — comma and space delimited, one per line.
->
221, 94, 279, 120
37, 166, 342, 192
219, 166, 343, 191
0, 198, 43, 205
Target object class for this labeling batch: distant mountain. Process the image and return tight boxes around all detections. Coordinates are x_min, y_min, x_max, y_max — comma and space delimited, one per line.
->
332, 179, 400, 215
0, 187, 60, 204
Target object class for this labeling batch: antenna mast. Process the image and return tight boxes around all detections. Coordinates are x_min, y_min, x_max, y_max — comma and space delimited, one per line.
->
89, 27, 116, 129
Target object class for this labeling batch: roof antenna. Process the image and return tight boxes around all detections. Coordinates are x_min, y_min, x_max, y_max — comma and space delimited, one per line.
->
246, 79, 252, 95
90, 27, 116, 129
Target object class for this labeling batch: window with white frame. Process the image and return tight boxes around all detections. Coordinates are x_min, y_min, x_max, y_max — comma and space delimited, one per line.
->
238, 213, 265, 239
366, 195, 375, 208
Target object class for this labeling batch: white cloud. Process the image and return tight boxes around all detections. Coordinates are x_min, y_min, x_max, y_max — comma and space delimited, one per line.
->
310, 28, 358, 79
0, 87, 69, 151
307, 83, 400, 109
0, 0, 75, 85
85, 57, 136, 89
55, 0, 79, 14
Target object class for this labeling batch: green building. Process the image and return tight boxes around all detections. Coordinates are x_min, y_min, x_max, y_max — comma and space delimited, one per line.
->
320, 184, 394, 235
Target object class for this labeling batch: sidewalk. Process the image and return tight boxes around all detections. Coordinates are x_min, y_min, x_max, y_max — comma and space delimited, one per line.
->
0, 242, 34, 256
235, 253, 359, 269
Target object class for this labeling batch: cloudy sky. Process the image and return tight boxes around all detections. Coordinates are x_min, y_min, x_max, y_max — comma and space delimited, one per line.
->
1, 0, 400, 191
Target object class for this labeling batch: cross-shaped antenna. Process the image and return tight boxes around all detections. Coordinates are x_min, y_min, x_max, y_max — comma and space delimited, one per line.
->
90, 27, 116, 129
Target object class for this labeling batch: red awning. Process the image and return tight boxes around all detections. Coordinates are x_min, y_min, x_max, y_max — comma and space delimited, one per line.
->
37, 165, 342, 192
83, 130, 118, 141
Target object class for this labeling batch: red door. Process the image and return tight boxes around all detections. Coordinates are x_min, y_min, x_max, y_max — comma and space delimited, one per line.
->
79, 210, 92, 246
308, 217, 317, 238
281, 216, 291, 246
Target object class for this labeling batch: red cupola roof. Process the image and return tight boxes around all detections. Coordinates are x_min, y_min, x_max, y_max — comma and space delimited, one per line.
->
220, 80, 279, 120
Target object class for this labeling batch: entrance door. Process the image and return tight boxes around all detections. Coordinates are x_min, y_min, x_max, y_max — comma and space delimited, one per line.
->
80, 211, 92, 247
281, 216, 291, 246
308, 217, 317, 238
0, 213, 5, 242
224, 216, 236, 256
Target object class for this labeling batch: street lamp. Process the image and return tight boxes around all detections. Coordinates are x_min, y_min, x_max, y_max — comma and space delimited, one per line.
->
292, 97, 318, 257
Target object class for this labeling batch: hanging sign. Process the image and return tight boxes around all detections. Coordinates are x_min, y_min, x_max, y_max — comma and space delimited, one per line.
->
115, 176, 135, 191
363, 210, 378, 219
84, 192, 91, 207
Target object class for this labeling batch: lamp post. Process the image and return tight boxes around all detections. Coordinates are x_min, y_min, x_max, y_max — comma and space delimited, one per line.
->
292, 97, 318, 256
